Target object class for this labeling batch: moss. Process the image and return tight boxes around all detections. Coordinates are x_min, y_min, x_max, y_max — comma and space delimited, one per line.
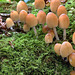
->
0, 0, 75, 75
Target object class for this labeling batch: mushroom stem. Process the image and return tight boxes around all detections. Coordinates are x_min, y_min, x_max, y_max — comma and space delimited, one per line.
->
73, 67, 75, 71
17, 21, 21, 29
47, 43, 49, 47
63, 29, 66, 40
33, 26, 38, 38
10, 27, 15, 31
62, 57, 68, 62
53, 27, 59, 40
42, 24, 44, 27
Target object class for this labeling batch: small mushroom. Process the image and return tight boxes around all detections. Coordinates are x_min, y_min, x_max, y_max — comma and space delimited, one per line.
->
26, 13, 38, 38
6, 18, 14, 31
42, 25, 50, 33
17, 1, 28, 13
46, 12, 59, 40
37, 10, 46, 27
54, 43, 61, 55
72, 32, 75, 44
70, 71, 75, 75
45, 33, 53, 46
69, 53, 75, 67
19, 10, 28, 23
10, 10, 19, 22
34, 0, 45, 9
23, 24, 30, 32
57, 5, 67, 17
58, 14, 70, 40
48, 29, 55, 38
50, 0, 61, 13
60, 41, 73, 61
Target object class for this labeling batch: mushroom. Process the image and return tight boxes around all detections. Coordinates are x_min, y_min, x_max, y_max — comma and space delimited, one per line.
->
23, 24, 30, 32
54, 43, 61, 55
19, 10, 28, 23
58, 14, 70, 40
37, 10, 46, 27
60, 41, 73, 61
70, 71, 75, 75
45, 33, 53, 46
50, 0, 61, 13
72, 32, 75, 44
48, 29, 55, 38
46, 12, 59, 40
69, 53, 75, 68
6, 18, 14, 31
26, 13, 38, 38
10, 10, 19, 22
34, 0, 45, 9
42, 25, 50, 33
17, 1, 28, 13
57, 5, 67, 17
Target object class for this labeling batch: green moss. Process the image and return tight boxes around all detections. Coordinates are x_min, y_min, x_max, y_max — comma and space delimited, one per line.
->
0, 0, 75, 75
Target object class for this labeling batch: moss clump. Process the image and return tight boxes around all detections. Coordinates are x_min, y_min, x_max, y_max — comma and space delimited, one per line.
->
0, 0, 75, 75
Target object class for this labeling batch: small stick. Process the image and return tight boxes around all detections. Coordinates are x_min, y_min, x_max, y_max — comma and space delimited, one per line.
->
63, 29, 66, 40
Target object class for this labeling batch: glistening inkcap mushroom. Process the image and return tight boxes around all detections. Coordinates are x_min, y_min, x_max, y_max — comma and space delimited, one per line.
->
34, 0, 45, 9
58, 14, 70, 40
17, 1, 28, 13
26, 13, 38, 38
46, 12, 59, 40
54, 43, 61, 55
6, 18, 14, 31
70, 71, 75, 75
57, 5, 67, 17
37, 10, 46, 27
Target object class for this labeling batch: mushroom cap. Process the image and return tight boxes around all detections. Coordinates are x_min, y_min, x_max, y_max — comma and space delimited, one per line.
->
70, 71, 75, 75
54, 43, 61, 55
50, 0, 61, 13
6, 18, 14, 28
45, 33, 53, 43
42, 25, 50, 33
57, 5, 67, 17
48, 29, 55, 38
26, 13, 38, 27
60, 41, 73, 57
58, 14, 70, 29
19, 10, 28, 23
35, 0, 45, 9
37, 10, 46, 24
17, 1, 28, 13
69, 53, 75, 67
10, 10, 19, 21
72, 32, 75, 44
46, 12, 58, 28
23, 24, 30, 32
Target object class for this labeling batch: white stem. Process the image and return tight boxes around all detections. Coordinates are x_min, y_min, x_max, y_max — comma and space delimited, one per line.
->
17, 21, 21, 29
33, 26, 38, 38
10, 27, 14, 31
53, 27, 59, 40
63, 29, 66, 40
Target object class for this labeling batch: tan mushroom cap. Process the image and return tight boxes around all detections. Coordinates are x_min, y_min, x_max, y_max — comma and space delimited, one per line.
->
54, 43, 61, 55
59, 14, 70, 29
34, 0, 45, 9
50, 0, 61, 13
70, 71, 75, 75
69, 53, 75, 67
60, 41, 73, 57
46, 12, 58, 28
6, 18, 14, 28
10, 10, 19, 21
42, 25, 50, 33
45, 33, 53, 43
23, 24, 30, 32
37, 10, 46, 24
17, 1, 28, 13
72, 32, 75, 44
26, 13, 38, 27
48, 29, 55, 38
19, 10, 28, 23
57, 5, 67, 17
